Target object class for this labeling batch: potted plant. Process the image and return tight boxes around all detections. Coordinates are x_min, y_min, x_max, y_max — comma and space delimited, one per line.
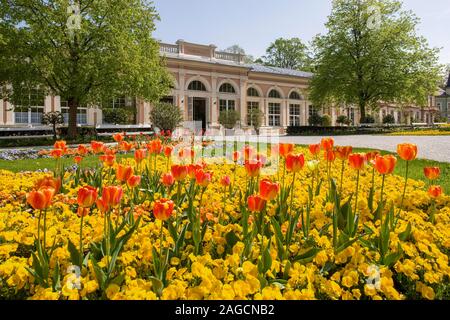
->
218, 110, 240, 136
248, 108, 264, 135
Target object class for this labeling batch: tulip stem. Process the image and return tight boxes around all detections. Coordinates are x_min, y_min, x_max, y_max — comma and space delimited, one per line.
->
340, 160, 345, 194
354, 170, 360, 215
398, 161, 410, 215
380, 174, 386, 223
37, 210, 42, 246
289, 172, 296, 215
43, 209, 47, 250
79, 215, 84, 267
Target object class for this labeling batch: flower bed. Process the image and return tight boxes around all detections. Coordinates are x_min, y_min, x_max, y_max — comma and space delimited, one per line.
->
0, 137, 449, 300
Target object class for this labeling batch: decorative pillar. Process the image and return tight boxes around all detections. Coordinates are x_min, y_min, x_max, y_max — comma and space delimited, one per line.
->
239, 77, 247, 127
211, 75, 218, 126
179, 69, 186, 120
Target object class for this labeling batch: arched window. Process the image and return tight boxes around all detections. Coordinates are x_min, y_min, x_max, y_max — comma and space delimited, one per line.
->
188, 80, 207, 91
289, 91, 302, 100
247, 87, 260, 97
268, 89, 282, 99
219, 83, 236, 94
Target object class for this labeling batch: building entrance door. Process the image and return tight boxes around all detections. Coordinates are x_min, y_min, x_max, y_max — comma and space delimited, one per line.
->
193, 98, 207, 131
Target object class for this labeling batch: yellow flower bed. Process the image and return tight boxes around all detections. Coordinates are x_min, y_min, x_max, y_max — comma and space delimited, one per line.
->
0, 144, 449, 301
387, 130, 450, 136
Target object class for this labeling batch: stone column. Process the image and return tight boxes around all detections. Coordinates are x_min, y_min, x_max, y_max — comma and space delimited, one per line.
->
211, 74, 218, 126
239, 77, 247, 127
331, 107, 337, 126
179, 69, 186, 121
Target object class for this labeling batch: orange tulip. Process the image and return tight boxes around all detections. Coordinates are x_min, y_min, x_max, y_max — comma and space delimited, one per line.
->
27, 187, 54, 210
54, 140, 67, 150
397, 143, 418, 161
99, 154, 115, 167
321, 138, 334, 151
50, 149, 64, 159
373, 155, 397, 175
428, 185, 443, 198
348, 153, 366, 170
164, 145, 173, 158
77, 144, 88, 156
96, 197, 109, 213
116, 164, 134, 183
179, 147, 195, 160
134, 149, 147, 164
77, 207, 90, 218
195, 169, 213, 187
247, 194, 266, 212
102, 186, 123, 208
232, 151, 240, 162
286, 153, 305, 172
220, 175, 231, 187
127, 175, 141, 188
77, 186, 98, 208
365, 151, 380, 164
308, 144, 321, 156
153, 198, 175, 221
259, 179, 280, 201
171, 164, 188, 181
188, 164, 203, 179
91, 141, 105, 154
113, 133, 124, 143
148, 139, 163, 155
119, 141, 133, 152
161, 173, 175, 187
335, 146, 353, 161
243, 145, 254, 161
279, 143, 294, 158
74, 156, 83, 164
35, 175, 61, 194
424, 167, 440, 180
324, 150, 336, 162
245, 160, 263, 177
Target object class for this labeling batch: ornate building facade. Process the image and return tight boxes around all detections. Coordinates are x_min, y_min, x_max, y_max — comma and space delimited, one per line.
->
0, 40, 439, 130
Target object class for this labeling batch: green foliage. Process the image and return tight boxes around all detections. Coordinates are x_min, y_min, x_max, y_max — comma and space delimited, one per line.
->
308, 113, 324, 126
150, 102, 184, 132
261, 38, 313, 71
248, 108, 264, 134
102, 108, 132, 125
383, 114, 396, 124
321, 114, 332, 127
218, 110, 240, 129
41, 111, 65, 139
336, 115, 350, 126
310, 0, 442, 122
1, 1, 172, 136
362, 115, 376, 124
224, 45, 254, 63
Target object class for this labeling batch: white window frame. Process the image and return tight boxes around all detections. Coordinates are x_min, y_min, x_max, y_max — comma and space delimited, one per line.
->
289, 104, 301, 126
268, 103, 281, 127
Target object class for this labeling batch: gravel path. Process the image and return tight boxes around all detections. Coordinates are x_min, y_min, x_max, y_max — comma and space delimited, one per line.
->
279, 135, 450, 162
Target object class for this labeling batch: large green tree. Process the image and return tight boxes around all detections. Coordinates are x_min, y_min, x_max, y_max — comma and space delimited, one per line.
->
1, 0, 172, 137
261, 38, 312, 71
310, 0, 442, 122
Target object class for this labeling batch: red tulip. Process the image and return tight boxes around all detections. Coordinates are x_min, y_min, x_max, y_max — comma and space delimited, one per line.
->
91, 141, 105, 154
324, 150, 336, 162
232, 151, 241, 162
119, 141, 133, 152
77, 144, 88, 156
164, 145, 173, 158
77, 186, 98, 208
348, 153, 366, 170
424, 167, 440, 180
77, 207, 90, 218
50, 149, 64, 159
247, 194, 266, 212
171, 164, 188, 181
243, 145, 254, 161
116, 164, 134, 183
153, 198, 175, 221
74, 156, 83, 164
286, 153, 305, 173
99, 154, 115, 167
127, 175, 141, 188
148, 139, 163, 155
54, 140, 67, 151
102, 186, 123, 208
188, 164, 203, 179
259, 179, 280, 201
321, 138, 334, 151
96, 197, 109, 213
220, 175, 231, 187
309, 143, 321, 156
365, 151, 380, 164
161, 173, 175, 187
335, 146, 353, 161
245, 160, 263, 177
35, 175, 61, 194
397, 143, 418, 161
195, 169, 213, 187
428, 185, 443, 198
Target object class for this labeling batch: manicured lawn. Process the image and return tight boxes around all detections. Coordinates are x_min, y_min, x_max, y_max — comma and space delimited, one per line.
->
0, 145, 448, 193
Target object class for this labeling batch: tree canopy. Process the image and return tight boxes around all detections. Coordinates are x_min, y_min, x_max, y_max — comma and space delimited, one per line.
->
261, 38, 312, 71
224, 45, 254, 64
1, 0, 172, 136
310, 0, 442, 122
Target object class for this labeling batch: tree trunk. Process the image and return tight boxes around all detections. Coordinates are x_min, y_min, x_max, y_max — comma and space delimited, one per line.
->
68, 97, 78, 139
359, 102, 366, 124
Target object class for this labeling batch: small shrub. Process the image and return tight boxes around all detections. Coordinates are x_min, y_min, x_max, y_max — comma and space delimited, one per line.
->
362, 115, 375, 124
149, 102, 184, 132
103, 108, 132, 125
248, 108, 264, 134
41, 111, 65, 139
308, 113, 323, 126
321, 114, 332, 127
336, 115, 350, 126
218, 110, 240, 130
383, 114, 396, 125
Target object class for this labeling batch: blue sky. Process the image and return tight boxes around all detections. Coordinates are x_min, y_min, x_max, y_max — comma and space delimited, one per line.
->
153, 0, 450, 64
